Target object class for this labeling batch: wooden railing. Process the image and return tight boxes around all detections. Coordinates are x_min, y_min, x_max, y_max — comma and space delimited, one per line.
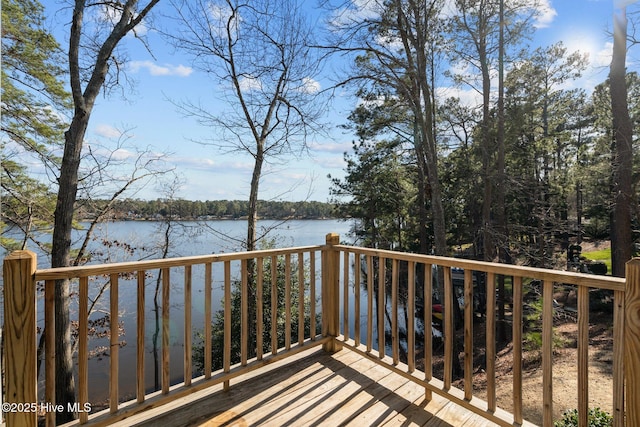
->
322, 236, 639, 427
3, 233, 640, 427
3, 244, 327, 427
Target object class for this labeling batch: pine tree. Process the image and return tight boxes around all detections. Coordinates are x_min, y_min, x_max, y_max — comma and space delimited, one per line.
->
1, 0, 70, 251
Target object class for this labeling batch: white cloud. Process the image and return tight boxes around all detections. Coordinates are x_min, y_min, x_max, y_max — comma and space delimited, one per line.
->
315, 157, 346, 169
238, 76, 262, 91
328, 0, 382, 29
94, 124, 123, 139
298, 77, 321, 94
172, 156, 217, 170
309, 141, 352, 154
129, 61, 193, 77
97, 4, 149, 35
594, 42, 613, 68
533, 0, 557, 29
111, 148, 135, 161
436, 85, 483, 109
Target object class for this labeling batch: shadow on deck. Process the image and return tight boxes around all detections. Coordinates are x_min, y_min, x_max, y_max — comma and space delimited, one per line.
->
116, 347, 514, 427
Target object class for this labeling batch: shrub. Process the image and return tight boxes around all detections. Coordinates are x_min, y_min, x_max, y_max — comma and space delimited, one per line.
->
554, 407, 613, 427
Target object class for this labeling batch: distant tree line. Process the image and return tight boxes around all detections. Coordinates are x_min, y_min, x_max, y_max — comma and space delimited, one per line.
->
75, 198, 338, 221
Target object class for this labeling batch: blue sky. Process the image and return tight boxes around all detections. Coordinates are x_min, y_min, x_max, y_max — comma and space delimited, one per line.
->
38, 0, 633, 202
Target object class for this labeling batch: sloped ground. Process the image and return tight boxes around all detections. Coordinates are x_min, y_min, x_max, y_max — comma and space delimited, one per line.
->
438, 309, 616, 426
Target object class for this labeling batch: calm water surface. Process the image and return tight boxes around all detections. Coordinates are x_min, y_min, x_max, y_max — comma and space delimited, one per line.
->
32, 219, 355, 404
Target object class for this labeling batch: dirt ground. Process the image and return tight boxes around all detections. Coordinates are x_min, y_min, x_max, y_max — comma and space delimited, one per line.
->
440, 309, 616, 426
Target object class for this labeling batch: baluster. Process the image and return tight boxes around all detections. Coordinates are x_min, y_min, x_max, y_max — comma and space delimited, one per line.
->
257, 257, 264, 360
354, 253, 361, 347
241, 259, 248, 366
285, 253, 292, 350
366, 255, 373, 353
343, 251, 349, 342
298, 252, 305, 345
184, 265, 192, 386
204, 263, 212, 378
464, 269, 474, 401
391, 258, 398, 364
137, 270, 146, 403
223, 261, 231, 390
542, 280, 554, 426
577, 285, 589, 427
424, 263, 433, 400
110, 273, 120, 410
378, 257, 386, 359
271, 255, 278, 354
310, 251, 316, 340
45, 279, 55, 427
443, 266, 453, 390
407, 261, 415, 373
512, 276, 523, 424
486, 272, 496, 410
78, 277, 89, 423
161, 268, 170, 395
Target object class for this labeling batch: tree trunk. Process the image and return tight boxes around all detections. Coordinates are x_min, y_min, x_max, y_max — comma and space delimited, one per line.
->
247, 146, 264, 253
50, 111, 90, 422
51, 2, 160, 420
495, 0, 508, 343
414, 125, 430, 254
609, 6, 633, 277
480, 43, 494, 263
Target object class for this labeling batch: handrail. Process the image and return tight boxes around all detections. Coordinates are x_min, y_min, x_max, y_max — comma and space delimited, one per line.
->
2, 235, 639, 427
324, 240, 637, 427
33, 245, 323, 281
4, 245, 326, 427
334, 245, 626, 291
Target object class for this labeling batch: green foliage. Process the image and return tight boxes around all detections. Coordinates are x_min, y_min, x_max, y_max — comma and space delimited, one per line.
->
329, 138, 420, 251
554, 408, 613, 427
582, 248, 612, 274
522, 287, 567, 353
76, 198, 337, 220
1, 0, 68, 252
1, 0, 69, 156
193, 246, 321, 372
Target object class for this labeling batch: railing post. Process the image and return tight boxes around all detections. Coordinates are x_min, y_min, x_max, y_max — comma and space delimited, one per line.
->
626, 258, 640, 426
3, 250, 38, 427
322, 233, 342, 352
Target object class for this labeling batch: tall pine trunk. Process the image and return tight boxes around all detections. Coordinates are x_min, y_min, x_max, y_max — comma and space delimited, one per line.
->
610, 6, 634, 277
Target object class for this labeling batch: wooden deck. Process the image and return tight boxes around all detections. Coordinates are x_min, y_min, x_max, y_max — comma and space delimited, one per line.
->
114, 347, 509, 427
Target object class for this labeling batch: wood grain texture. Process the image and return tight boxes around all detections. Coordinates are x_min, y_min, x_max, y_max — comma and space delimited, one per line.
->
184, 266, 192, 386
79, 276, 89, 423
512, 276, 523, 424
10, 242, 631, 427
298, 252, 305, 346
45, 279, 55, 427
310, 251, 317, 341
162, 268, 170, 395
625, 258, 640, 427
485, 272, 496, 411
110, 274, 119, 412
256, 257, 264, 359
137, 270, 146, 403
577, 285, 589, 427
3, 251, 37, 427
204, 263, 212, 379
542, 280, 554, 427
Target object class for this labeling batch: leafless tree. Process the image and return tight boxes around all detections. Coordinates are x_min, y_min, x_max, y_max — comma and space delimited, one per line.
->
52, 1, 160, 422
164, 0, 326, 253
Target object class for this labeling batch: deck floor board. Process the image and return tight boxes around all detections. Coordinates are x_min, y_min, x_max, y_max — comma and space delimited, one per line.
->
115, 348, 515, 426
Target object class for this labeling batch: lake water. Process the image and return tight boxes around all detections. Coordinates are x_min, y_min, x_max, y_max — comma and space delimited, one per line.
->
10, 219, 356, 404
